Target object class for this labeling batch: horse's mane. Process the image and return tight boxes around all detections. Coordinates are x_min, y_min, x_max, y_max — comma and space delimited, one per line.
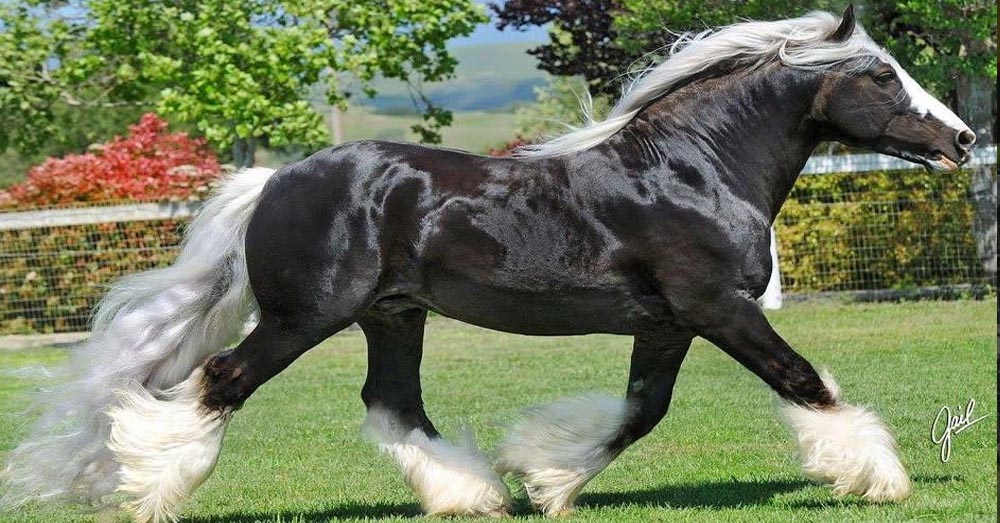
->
516, 11, 885, 158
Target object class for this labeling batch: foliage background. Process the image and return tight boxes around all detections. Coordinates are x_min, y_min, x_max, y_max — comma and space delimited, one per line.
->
778, 170, 986, 292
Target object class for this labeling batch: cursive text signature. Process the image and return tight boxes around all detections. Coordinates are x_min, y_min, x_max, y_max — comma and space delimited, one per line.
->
931, 398, 988, 463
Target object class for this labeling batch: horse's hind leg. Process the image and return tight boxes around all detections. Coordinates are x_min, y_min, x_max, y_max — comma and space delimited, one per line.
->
107, 313, 356, 523
689, 294, 911, 502
358, 308, 511, 516
497, 326, 693, 516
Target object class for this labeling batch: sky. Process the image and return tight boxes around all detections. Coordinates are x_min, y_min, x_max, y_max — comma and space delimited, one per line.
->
451, 0, 549, 47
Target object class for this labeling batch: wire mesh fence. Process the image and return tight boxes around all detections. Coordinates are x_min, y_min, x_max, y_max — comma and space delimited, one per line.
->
0, 203, 190, 334
0, 150, 996, 334
775, 166, 995, 294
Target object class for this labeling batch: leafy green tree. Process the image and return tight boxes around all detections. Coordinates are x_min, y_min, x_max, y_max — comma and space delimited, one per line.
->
0, 1, 487, 167
491, 0, 641, 98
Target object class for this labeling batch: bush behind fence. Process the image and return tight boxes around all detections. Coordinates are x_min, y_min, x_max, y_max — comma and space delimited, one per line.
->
778, 168, 990, 292
1, 219, 184, 333
0, 167, 996, 334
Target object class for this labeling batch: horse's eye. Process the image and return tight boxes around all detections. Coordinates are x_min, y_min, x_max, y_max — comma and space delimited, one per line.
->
874, 71, 896, 85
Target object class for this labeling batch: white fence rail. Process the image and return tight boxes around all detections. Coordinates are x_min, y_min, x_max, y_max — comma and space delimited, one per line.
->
0, 201, 202, 231
800, 145, 996, 175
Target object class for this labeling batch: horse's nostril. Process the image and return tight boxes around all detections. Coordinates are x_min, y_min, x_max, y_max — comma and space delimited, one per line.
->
956, 130, 977, 148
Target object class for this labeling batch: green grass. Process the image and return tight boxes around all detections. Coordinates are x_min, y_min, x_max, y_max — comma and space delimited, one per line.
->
256, 108, 520, 170
1, 300, 996, 522
339, 108, 519, 153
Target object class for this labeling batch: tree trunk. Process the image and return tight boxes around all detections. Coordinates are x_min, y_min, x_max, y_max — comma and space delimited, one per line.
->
232, 137, 257, 168
328, 105, 344, 145
956, 74, 997, 285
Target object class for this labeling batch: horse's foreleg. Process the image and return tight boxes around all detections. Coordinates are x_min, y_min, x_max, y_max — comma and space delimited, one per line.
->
358, 309, 510, 517
497, 328, 692, 516
692, 295, 911, 502
106, 317, 343, 523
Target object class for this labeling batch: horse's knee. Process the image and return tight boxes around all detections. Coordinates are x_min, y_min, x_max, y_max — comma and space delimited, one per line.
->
773, 358, 837, 408
613, 412, 657, 449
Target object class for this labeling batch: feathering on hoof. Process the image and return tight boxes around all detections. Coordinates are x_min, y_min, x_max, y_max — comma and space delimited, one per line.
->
781, 371, 911, 502
497, 394, 631, 516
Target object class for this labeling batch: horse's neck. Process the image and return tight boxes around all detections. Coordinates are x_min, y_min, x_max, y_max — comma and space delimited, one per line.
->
613, 64, 821, 219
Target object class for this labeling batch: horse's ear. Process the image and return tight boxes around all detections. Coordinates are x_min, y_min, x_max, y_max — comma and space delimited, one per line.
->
830, 4, 856, 42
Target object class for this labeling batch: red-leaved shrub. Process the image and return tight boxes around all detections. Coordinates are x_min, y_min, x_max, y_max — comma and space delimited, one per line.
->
487, 135, 533, 157
1, 114, 221, 207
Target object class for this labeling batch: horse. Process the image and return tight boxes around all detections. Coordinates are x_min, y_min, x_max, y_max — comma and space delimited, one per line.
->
2, 6, 977, 522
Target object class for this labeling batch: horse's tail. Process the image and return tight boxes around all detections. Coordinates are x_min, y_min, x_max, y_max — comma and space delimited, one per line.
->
1, 167, 276, 509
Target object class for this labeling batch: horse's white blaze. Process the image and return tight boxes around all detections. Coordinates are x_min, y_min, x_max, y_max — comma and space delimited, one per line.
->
781, 371, 911, 502
362, 407, 511, 516
496, 394, 630, 516
888, 57, 970, 132
106, 369, 229, 523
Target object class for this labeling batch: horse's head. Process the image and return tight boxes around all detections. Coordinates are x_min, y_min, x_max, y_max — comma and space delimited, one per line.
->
815, 6, 975, 171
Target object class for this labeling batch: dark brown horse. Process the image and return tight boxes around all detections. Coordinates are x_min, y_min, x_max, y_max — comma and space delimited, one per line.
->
3, 7, 975, 522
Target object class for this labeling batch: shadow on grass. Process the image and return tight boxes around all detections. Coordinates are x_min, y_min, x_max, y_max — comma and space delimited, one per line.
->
911, 473, 964, 484
694, 474, 963, 511
185, 479, 804, 522
579, 478, 810, 510
185, 475, 959, 521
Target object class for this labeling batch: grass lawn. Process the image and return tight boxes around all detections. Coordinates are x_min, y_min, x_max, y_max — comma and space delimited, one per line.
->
338, 108, 520, 154
1, 300, 996, 522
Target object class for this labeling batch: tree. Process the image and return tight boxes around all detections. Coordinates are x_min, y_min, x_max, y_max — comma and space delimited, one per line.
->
0, 1, 487, 167
491, 0, 647, 97
514, 75, 610, 140
613, 0, 823, 59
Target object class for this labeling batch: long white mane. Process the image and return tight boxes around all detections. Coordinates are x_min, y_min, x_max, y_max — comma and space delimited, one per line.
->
516, 11, 886, 158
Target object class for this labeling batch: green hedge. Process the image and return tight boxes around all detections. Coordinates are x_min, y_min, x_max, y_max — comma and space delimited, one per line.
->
0, 219, 185, 334
777, 169, 989, 292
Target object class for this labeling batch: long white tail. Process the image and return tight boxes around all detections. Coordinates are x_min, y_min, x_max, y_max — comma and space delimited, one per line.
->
1, 167, 276, 509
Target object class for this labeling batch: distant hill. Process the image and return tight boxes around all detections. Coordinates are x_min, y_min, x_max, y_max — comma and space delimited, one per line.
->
363, 43, 547, 112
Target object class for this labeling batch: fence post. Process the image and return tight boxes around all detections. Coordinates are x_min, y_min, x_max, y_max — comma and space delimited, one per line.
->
970, 169, 997, 283
957, 75, 997, 285
760, 225, 783, 310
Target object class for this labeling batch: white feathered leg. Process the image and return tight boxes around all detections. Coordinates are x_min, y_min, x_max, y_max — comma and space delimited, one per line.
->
363, 407, 511, 517
781, 371, 911, 502
107, 368, 229, 523
497, 394, 631, 516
